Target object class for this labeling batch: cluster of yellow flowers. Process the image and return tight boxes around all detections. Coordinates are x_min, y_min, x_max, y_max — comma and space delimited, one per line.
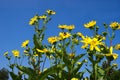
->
29, 10, 55, 25
48, 24, 74, 44
84, 20, 120, 30
48, 32, 71, 44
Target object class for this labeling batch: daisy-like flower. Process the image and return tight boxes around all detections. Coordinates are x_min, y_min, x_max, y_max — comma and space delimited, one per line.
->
80, 36, 92, 49
58, 24, 75, 30
65, 25, 75, 30
115, 44, 120, 50
110, 22, 120, 30
89, 37, 102, 52
21, 40, 29, 48
59, 32, 71, 40
29, 15, 39, 25
39, 15, 47, 19
48, 36, 58, 44
46, 10, 56, 15
12, 50, 20, 57
71, 78, 79, 80
69, 53, 75, 58
58, 25, 67, 29
4, 51, 8, 56
84, 20, 96, 28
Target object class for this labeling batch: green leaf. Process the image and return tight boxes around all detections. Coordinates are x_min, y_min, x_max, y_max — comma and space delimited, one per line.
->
33, 34, 43, 49
17, 66, 35, 77
72, 54, 85, 64
10, 72, 22, 80
38, 64, 65, 80
71, 60, 85, 75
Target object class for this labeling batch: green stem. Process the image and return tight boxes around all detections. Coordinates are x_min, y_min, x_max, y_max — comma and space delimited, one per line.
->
93, 62, 98, 80
42, 56, 47, 72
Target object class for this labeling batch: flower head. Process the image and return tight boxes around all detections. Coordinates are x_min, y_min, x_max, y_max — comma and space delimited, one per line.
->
105, 53, 118, 60
58, 24, 75, 30
46, 10, 56, 15
12, 50, 20, 57
71, 78, 79, 80
69, 53, 75, 58
59, 32, 71, 40
58, 25, 67, 29
39, 15, 47, 19
110, 22, 120, 30
4, 51, 8, 56
29, 15, 39, 25
48, 36, 58, 44
89, 37, 102, 52
65, 25, 75, 30
84, 20, 96, 28
115, 44, 120, 50
21, 40, 29, 48
80, 36, 92, 49
77, 32, 84, 38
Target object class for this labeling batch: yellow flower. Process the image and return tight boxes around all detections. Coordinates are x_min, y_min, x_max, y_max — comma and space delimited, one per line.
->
77, 62, 81, 65
34, 54, 38, 57
29, 15, 38, 25
12, 50, 20, 57
105, 53, 118, 60
36, 48, 48, 53
110, 22, 120, 30
81, 36, 92, 49
21, 40, 29, 48
105, 46, 118, 60
112, 53, 118, 60
58, 25, 67, 29
46, 10, 56, 15
65, 25, 75, 30
71, 78, 79, 80
58, 25, 75, 30
48, 36, 58, 44
59, 32, 71, 40
77, 32, 84, 38
69, 53, 75, 58
89, 37, 102, 52
112, 63, 118, 67
4, 51, 8, 56
115, 44, 120, 50
84, 20, 96, 28
39, 15, 47, 19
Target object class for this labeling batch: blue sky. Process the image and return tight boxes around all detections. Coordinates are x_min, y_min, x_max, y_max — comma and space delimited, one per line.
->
0, 0, 120, 75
